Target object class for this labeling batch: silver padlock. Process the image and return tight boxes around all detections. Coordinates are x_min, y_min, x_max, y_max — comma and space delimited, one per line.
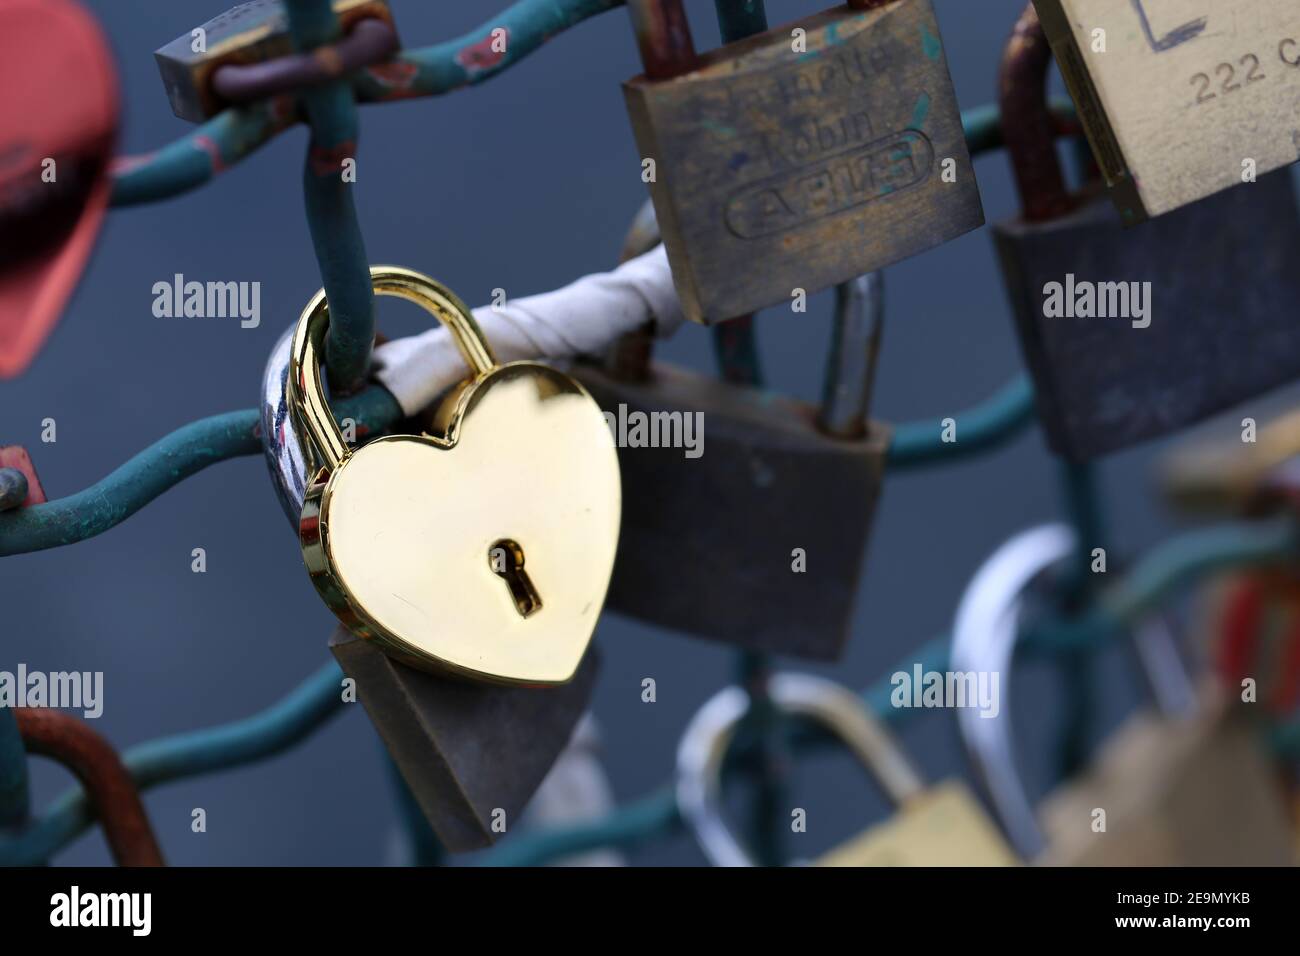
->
950, 523, 1289, 864
260, 327, 604, 853
676, 672, 926, 867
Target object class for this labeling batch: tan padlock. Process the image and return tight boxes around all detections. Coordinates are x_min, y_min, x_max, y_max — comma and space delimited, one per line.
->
952, 523, 1294, 866
1032, 0, 1300, 221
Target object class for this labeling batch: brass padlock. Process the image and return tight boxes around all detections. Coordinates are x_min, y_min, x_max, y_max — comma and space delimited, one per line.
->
260, 332, 603, 853
286, 266, 621, 685
1033, 0, 1300, 222
623, 0, 983, 324
675, 673, 1016, 866
952, 523, 1294, 865
1163, 407, 1300, 517
992, 4, 1300, 461
570, 206, 889, 660
155, 0, 397, 122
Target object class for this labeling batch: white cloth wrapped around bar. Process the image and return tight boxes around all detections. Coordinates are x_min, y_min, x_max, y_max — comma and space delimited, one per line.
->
372, 246, 684, 417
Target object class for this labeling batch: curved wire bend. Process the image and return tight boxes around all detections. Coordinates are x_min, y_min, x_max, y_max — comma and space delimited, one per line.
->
0, 661, 347, 866
14, 709, 165, 867
3, 99, 1084, 557
5, 513, 1296, 867
111, 0, 627, 207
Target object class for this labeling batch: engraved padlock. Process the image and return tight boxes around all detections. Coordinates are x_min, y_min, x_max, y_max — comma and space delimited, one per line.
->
951, 523, 1294, 865
1032, 0, 1300, 221
286, 266, 621, 685
676, 673, 1016, 867
622, 0, 983, 324
570, 204, 890, 660
992, 3, 1300, 461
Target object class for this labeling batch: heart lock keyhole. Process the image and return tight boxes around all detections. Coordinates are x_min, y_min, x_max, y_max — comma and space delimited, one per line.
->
489, 539, 542, 619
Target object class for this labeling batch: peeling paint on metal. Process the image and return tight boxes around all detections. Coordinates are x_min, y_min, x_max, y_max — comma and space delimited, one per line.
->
911, 91, 931, 128
456, 28, 511, 78
921, 23, 942, 62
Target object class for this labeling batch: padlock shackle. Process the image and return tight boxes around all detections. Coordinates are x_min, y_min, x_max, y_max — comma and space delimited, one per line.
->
950, 523, 1196, 860
819, 272, 883, 439
677, 672, 925, 867
627, 0, 697, 79
612, 199, 884, 426
288, 266, 495, 476
1000, 3, 1073, 222
630, 1, 887, 79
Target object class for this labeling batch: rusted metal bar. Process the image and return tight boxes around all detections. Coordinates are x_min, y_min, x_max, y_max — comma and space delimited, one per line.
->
627, 0, 696, 80
212, 18, 399, 106
1000, 3, 1073, 222
15, 709, 164, 867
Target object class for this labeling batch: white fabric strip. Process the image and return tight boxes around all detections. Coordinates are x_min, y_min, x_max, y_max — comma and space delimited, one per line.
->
372, 245, 683, 416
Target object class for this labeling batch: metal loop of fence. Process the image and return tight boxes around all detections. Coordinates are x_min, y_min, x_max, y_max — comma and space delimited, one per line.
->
3, 0, 1299, 868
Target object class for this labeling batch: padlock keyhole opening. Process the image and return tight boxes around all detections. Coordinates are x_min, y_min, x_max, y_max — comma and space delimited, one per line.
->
489, 538, 542, 619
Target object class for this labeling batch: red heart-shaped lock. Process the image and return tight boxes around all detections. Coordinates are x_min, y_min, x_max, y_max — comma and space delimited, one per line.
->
0, 0, 119, 378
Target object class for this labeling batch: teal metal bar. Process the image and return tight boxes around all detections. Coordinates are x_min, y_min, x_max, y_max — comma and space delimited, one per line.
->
490, 635, 951, 866
715, 0, 768, 41
354, 0, 627, 102
112, 102, 297, 207
1031, 517, 1300, 655
479, 787, 681, 867
1053, 462, 1105, 781
0, 708, 29, 829
112, 0, 627, 208
383, 751, 444, 866
0, 388, 400, 556
887, 374, 1037, 467
708, 1, 767, 387
4, 509, 1294, 866
0, 661, 346, 867
0, 369, 1029, 556
712, 0, 780, 864
288, 0, 376, 393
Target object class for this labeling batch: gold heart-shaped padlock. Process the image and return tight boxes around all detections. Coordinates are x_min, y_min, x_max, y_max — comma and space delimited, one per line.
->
287, 266, 621, 685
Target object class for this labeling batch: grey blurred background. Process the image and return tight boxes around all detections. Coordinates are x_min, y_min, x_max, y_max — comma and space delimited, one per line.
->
4, 0, 1295, 866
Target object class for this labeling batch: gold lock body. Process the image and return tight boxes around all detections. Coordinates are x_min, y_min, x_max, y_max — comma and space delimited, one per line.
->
1034, 0, 1300, 220
1036, 684, 1294, 866
818, 780, 1019, 866
624, 0, 983, 324
289, 267, 621, 686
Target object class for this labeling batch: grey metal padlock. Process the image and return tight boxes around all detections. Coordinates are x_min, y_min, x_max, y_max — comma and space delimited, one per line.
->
992, 6, 1300, 462
951, 523, 1293, 865
260, 325, 599, 853
155, 0, 396, 122
569, 207, 889, 660
676, 673, 924, 867
676, 672, 1016, 866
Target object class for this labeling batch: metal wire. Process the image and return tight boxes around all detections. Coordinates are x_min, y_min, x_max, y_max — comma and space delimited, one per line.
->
14, 709, 164, 867
0, 389, 399, 556
0, 100, 1082, 558
0, 662, 347, 866
4, 516, 1293, 866
111, 0, 627, 207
